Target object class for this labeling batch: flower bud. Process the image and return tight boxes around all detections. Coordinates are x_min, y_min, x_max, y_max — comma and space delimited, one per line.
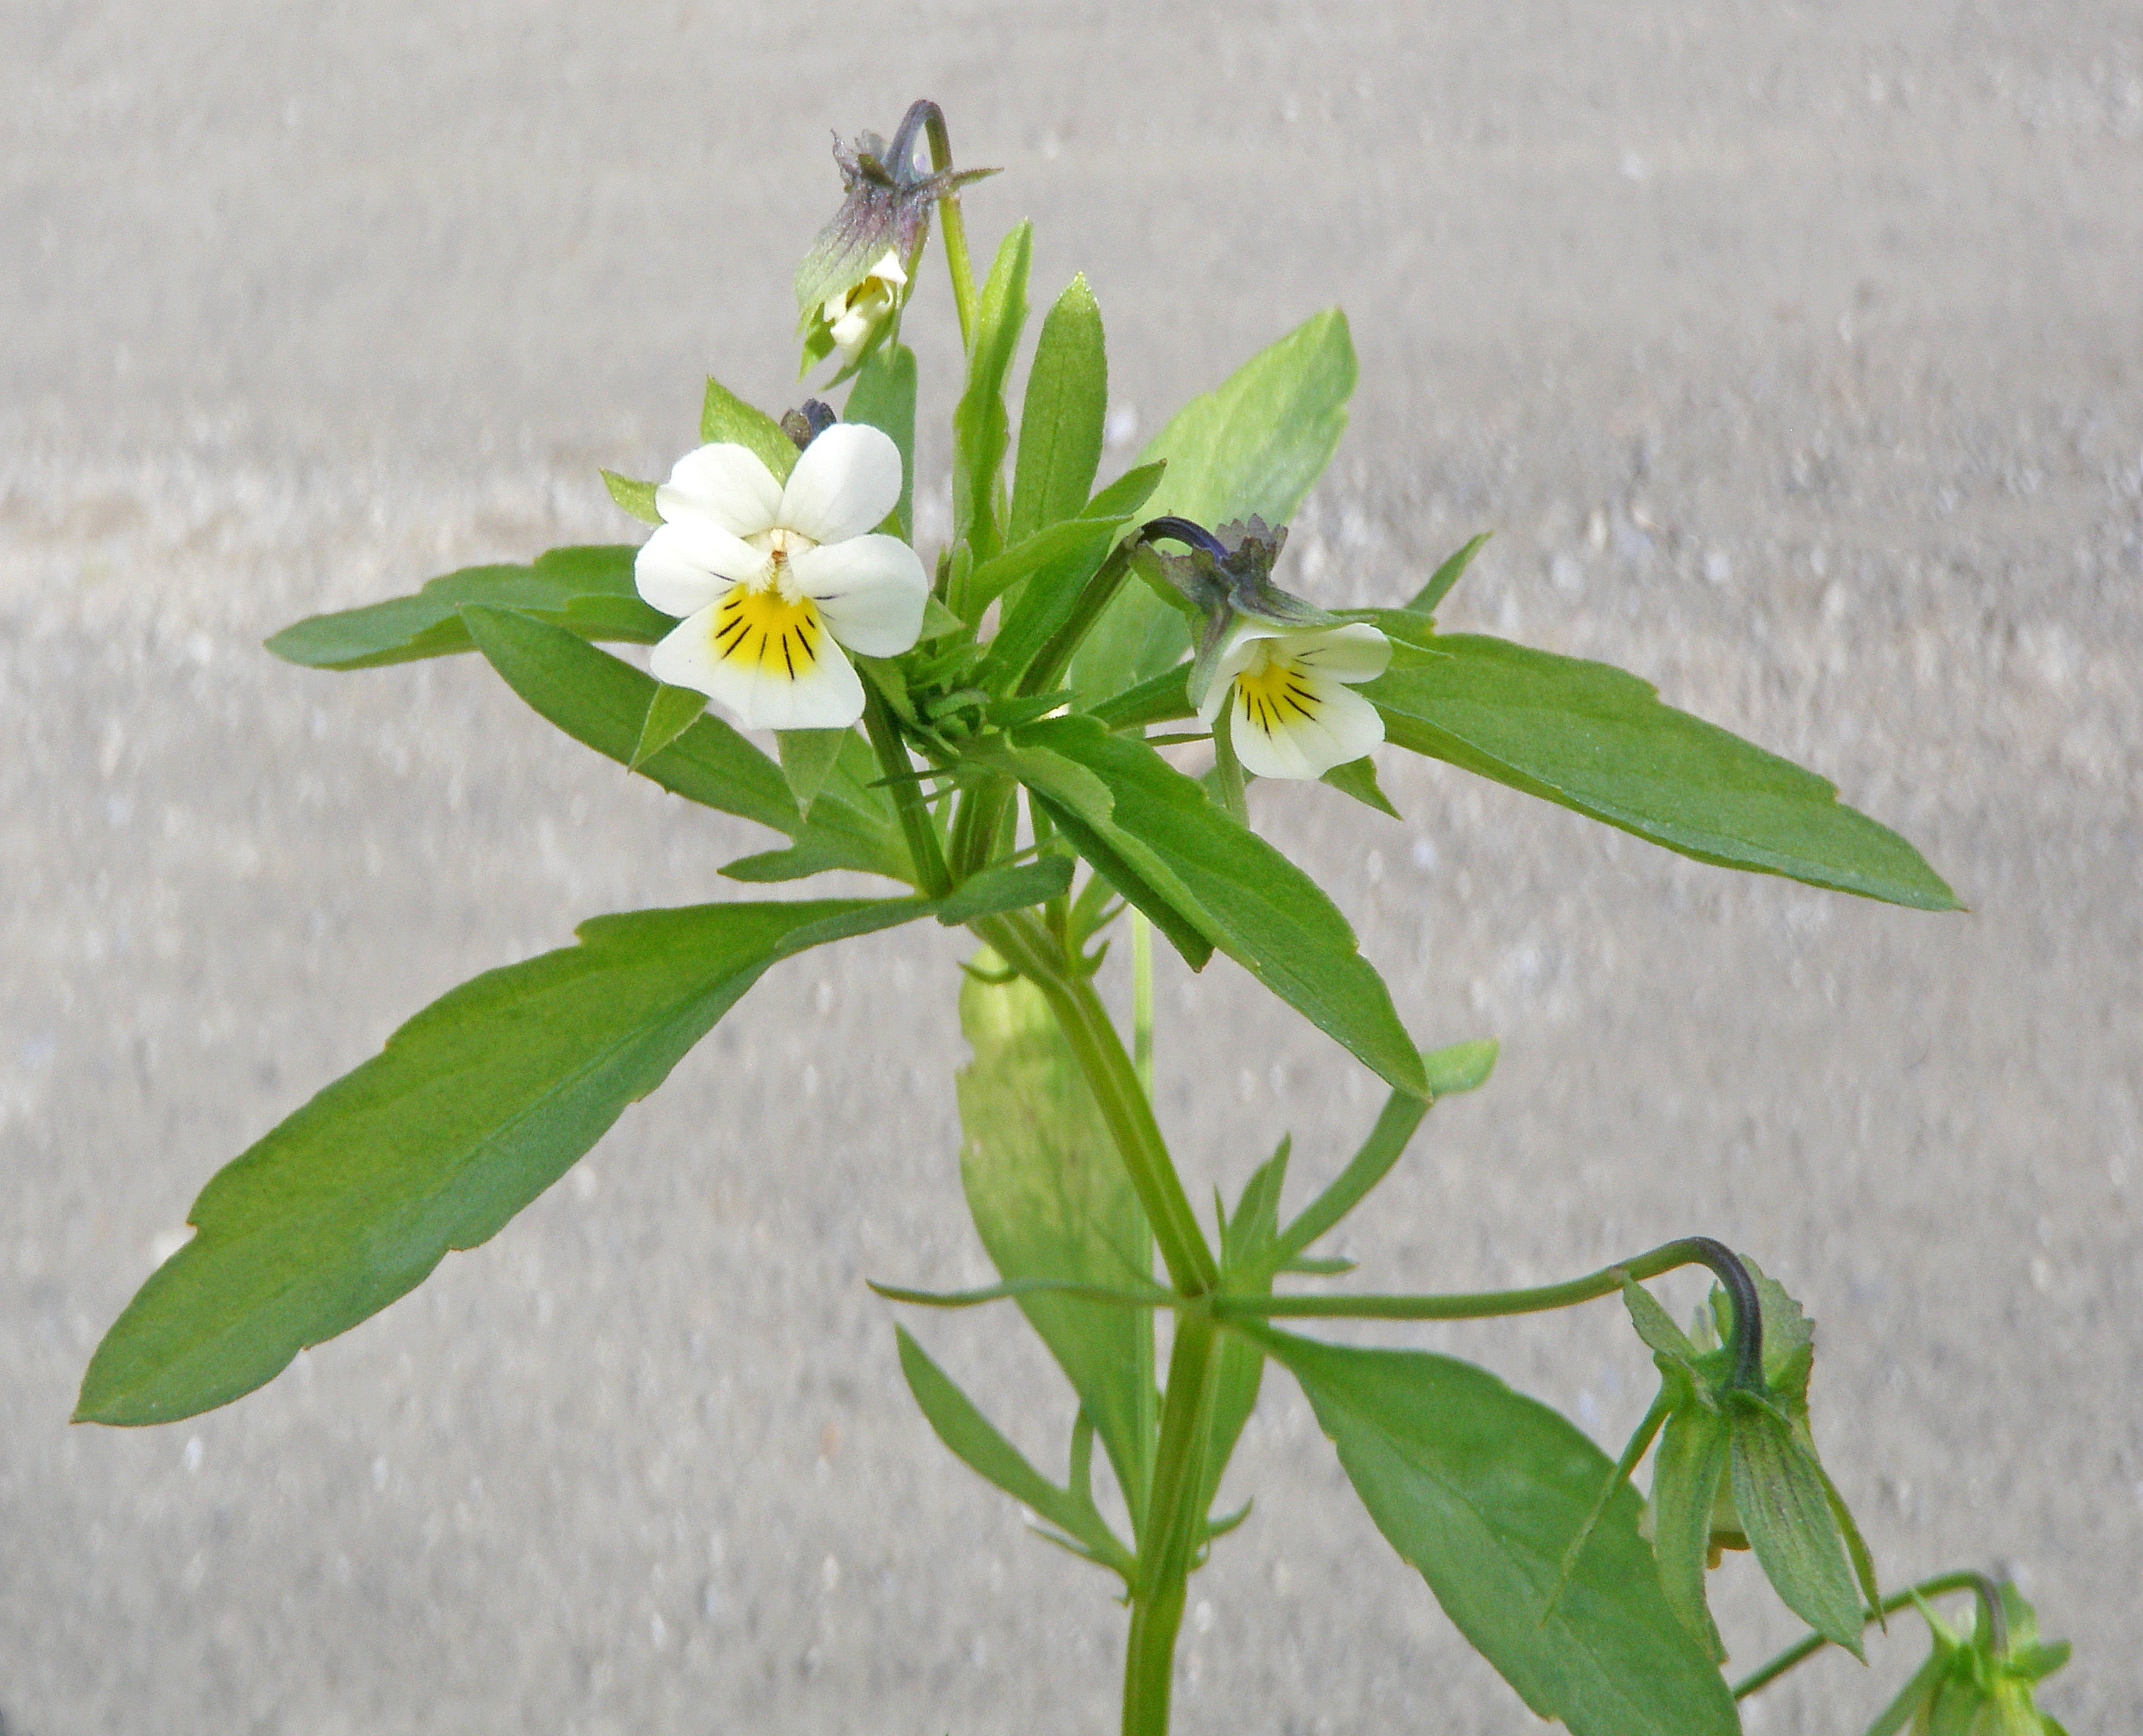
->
1900, 1582, 2071, 1736
1619, 1258, 1881, 1660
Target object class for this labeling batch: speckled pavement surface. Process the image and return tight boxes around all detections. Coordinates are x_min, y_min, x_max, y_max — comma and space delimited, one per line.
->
6, 3, 2140, 1732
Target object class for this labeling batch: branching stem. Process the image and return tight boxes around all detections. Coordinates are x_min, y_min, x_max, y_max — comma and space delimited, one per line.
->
1731, 1571, 2008, 1699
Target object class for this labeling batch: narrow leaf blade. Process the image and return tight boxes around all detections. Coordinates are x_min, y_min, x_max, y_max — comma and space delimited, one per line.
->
1369, 635, 1960, 910
266, 546, 668, 671
1009, 274, 1108, 543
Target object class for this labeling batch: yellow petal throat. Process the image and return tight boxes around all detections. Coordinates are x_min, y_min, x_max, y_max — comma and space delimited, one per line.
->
1231, 651, 1321, 741
709, 585, 826, 682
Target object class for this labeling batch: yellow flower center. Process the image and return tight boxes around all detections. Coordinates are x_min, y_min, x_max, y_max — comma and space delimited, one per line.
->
1231, 643, 1320, 739
709, 580, 826, 680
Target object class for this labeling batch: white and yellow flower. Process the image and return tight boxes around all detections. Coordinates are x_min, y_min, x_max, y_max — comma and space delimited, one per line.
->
821, 249, 908, 368
634, 423, 927, 731
1196, 621, 1391, 782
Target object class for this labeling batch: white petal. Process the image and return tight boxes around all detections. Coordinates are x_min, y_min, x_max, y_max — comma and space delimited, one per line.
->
1230, 674, 1385, 782
634, 521, 751, 619
657, 443, 783, 539
1283, 622, 1392, 685
1195, 624, 1277, 726
779, 422, 903, 545
649, 605, 866, 732
787, 535, 929, 657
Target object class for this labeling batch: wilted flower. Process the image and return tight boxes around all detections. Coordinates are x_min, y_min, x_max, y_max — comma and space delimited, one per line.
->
634, 423, 927, 731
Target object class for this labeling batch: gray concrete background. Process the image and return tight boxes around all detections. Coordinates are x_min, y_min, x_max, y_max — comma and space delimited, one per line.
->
6, 1, 2140, 1731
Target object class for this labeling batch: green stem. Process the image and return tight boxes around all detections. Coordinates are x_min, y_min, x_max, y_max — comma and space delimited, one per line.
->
1732, 1571, 2006, 1699
923, 109, 979, 351
1131, 911, 1154, 1098
1208, 1237, 1756, 1326
1123, 1312, 1222, 1736
970, 910, 1217, 1295
1018, 541, 1132, 697
862, 685, 951, 897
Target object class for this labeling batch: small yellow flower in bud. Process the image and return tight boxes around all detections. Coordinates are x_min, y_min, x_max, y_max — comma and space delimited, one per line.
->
821, 249, 909, 368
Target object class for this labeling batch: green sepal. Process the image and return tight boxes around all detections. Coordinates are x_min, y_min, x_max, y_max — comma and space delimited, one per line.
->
701, 375, 797, 482
629, 683, 707, 771
1647, 1399, 1734, 1661
1320, 754, 1401, 818
1405, 530, 1491, 615
1726, 1395, 1867, 1657
265, 545, 668, 671
601, 470, 662, 525
776, 729, 851, 812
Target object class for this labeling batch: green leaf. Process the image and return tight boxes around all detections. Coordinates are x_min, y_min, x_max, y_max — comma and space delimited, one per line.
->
1368, 635, 1961, 910
601, 470, 662, 526
1009, 274, 1107, 544
1251, 1329, 1740, 1736
967, 518, 1123, 618
460, 607, 907, 883
1202, 1144, 1289, 1526
1269, 1087, 1426, 1269
776, 729, 851, 813
844, 342, 917, 536
1070, 310, 1358, 708
952, 222, 1034, 563
1648, 1403, 1734, 1660
956, 963, 1157, 1533
265, 546, 669, 671
77, 896, 934, 1426
931, 858, 1074, 926
1082, 460, 1166, 524
1010, 717, 1425, 1097
1727, 1399, 1866, 1656
1319, 754, 1401, 818
630, 683, 707, 771
1089, 665, 1193, 733
893, 1327, 1132, 1577
1405, 531, 1491, 615
701, 375, 796, 482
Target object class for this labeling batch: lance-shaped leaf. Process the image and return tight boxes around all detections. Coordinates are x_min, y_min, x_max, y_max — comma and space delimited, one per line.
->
894, 1327, 1132, 1578
1367, 633, 1959, 910
1005, 715, 1425, 1097
1247, 1327, 1739, 1736
700, 374, 798, 482
265, 545, 670, 671
956, 963, 1157, 1533
76, 896, 934, 1426
461, 605, 906, 884
951, 222, 1033, 564
1070, 310, 1357, 708
1008, 274, 1108, 543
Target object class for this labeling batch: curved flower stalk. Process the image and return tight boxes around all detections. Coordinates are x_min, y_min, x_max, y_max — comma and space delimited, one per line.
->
1195, 621, 1390, 780
634, 422, 927, 730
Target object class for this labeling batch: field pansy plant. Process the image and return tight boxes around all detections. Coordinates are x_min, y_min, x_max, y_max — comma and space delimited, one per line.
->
84, 95, 2070, 1736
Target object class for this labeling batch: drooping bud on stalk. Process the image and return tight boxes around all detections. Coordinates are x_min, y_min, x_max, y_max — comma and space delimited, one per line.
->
795, 99, 998, 380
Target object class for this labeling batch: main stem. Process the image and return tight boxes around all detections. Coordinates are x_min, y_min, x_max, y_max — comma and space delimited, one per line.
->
1123, 1312, 1222, 1736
